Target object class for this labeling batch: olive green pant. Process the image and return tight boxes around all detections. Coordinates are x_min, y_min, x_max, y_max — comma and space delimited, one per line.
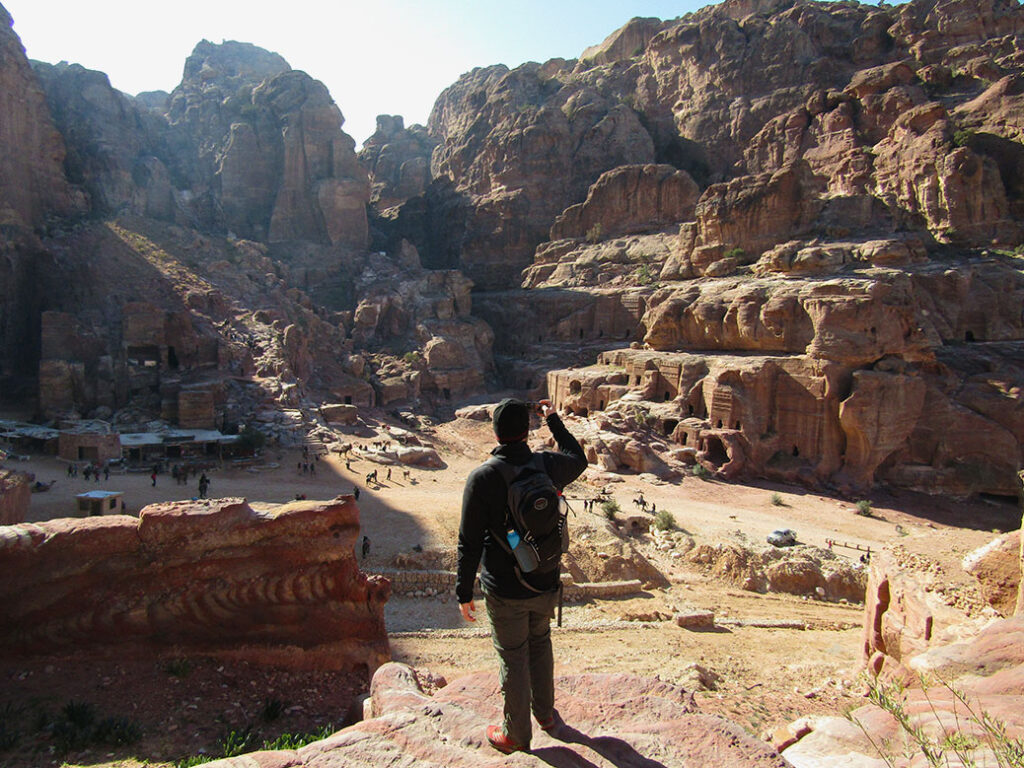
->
484, 588, 559, 749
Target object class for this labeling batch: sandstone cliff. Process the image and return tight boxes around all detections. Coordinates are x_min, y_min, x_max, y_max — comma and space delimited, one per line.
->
435, 0, 1024, 498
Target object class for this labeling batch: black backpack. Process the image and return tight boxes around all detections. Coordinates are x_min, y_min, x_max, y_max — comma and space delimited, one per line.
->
488, 454, 569, 588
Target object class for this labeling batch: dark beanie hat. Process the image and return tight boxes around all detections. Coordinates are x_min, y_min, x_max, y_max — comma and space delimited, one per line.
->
493, 398, 530, 444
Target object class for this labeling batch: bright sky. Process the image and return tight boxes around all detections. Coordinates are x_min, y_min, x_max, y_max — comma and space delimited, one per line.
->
3, 0, 718, 146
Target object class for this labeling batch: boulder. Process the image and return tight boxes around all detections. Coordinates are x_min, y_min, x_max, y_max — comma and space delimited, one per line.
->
396, 446, 445, 468
321, 403, 359, 425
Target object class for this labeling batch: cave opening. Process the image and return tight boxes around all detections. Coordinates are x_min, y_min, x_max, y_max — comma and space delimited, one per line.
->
663, 418, 678, 436
167, 346, 179, 370
705, 435, 729, 468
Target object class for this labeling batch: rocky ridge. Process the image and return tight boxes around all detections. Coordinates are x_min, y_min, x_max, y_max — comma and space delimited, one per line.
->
3, 0, 1024, 495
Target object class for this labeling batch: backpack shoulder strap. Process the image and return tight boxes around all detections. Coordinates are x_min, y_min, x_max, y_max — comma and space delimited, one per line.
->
485, 455, 519, 486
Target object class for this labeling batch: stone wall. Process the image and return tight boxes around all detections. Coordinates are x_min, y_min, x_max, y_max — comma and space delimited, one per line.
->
56, 433, 121, 463
0, 497, 390, 671
371, 568, 642, 603
0, 469, 30, 526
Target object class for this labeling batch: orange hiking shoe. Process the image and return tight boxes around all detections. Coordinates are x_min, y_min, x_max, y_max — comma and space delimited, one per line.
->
486, 725, 528, 754
536, 711, 561, 732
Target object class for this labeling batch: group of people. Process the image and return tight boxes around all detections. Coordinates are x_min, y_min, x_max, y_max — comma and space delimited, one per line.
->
67, 462, 109, 482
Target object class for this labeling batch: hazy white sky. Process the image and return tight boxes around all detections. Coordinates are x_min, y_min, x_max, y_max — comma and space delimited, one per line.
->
3, 0, 717, 146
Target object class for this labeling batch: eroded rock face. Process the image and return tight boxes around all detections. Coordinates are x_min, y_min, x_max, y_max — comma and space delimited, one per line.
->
358, 115, 437, 212
549, 164, 699, 242
31, 61, 172, 219
0, 497, 390, 670
0, 6, 84, 230
195, 662, 791, 768
0, 469, 29, 525
425, 61, 656, 289
784, 524, 1024, 767
546, 251, 1024, 497
963, 531, 1023, 618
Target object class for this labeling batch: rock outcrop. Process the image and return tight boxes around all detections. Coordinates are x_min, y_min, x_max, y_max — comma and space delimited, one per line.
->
195, 662, 791, 768
358, 115, 437, 212
0, 6, 84, 230
781, 511, 1024, 767
0, 497, 390, 671
0, 469, 29, 525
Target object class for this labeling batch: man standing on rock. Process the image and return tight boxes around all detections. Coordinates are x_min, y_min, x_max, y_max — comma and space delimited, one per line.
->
457, 398, 588, 754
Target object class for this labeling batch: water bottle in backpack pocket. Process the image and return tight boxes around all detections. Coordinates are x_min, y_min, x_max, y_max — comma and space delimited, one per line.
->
506, 526, 541, 572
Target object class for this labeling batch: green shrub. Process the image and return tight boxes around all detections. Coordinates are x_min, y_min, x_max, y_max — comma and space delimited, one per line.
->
652, 509, 676, 531
691, 463, 709, 479
952, 128, 976, 148
236, 424, 266, 455
852, 676, 1024, 767
855, 499, 873, 516
635, 263, 657, 285
770, 493, 785, 507
262, 723, 336, 750
724, 246, 746, 261
221, 728, 255, 758
585, 222, 604, 244
600, 499, 621, 520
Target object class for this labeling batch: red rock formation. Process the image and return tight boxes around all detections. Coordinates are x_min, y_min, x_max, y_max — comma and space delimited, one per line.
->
549, 164, 699, 241
198, 661, 791, 767
0, 497, 390, 671
0, 469, 29, 525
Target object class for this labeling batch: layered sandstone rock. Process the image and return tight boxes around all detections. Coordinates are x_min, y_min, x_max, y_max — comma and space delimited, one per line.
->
0, 497, 390, 670
425, 61, 655, 289
0, 469, 29, 525
783, 513, 1024, 766
194, 662, 790, 768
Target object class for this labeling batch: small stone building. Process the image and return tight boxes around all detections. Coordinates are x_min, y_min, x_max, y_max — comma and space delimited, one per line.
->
58, 432, 122, 463
75, 490, 125, 516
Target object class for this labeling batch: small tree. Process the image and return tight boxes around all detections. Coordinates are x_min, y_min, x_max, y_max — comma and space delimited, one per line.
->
235, 425, 266, 456
855, 499, 873, 516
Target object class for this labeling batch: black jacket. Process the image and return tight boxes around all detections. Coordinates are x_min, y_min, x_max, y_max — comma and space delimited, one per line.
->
456, 413, 588, 603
